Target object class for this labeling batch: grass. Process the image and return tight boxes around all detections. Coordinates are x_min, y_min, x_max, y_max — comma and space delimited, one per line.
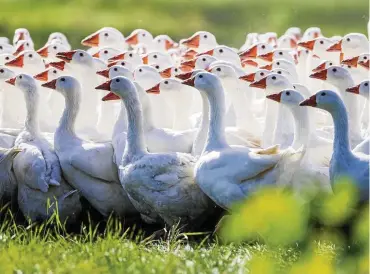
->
0, 0, 368, 48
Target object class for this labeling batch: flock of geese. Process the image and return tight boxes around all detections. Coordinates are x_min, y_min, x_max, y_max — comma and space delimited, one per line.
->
0, 26, 368, 229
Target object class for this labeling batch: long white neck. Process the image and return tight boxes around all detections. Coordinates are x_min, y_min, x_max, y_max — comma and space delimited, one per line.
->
122, 91, 147, 162
288, 105, 311, 149
203, 83, 229, 153
192, 92, 210, 155
112, 101, 128, 138
57, 87, 80, 139
23, 85, 41, 136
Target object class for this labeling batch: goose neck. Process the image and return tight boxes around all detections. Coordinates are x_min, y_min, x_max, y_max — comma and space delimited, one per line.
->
289, 105, 310, 149
57, 87, 80, 138
24, 86, 40, 136
329, 101, 351, 154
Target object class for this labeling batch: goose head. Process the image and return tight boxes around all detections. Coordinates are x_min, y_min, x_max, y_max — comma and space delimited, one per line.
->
277, 35, 297, 49
125, 29, 153, 46
0, 67, 15, 89
346, 80, 369, 99
302, 27, 322, 40
271, 68, 293, 82
6, 73, 37, 96
239, 69, 270, 83
108, 51, 142, 65
33, 68, 61, 82
175, 69, 204, 80
285, 27, 302, 41
197, 45, 240, 65
107, 59, 134, 71
182, 71, 223, 100
193, 55, 217, 70
0, 54, 15, 65
97, 65, 133, 80
258, 49, 296, 64
258, 32, 278, 47
271, 59, 296, 72
159, 66, 180, 78
13, 28, 31, 44
42, 75, 81, 100
96, 76, 136, 102
267, 89, 304, 107
300, 90, 340, 112
146, 78, 184, 97
142, 51, 173, 67
181, 31, 217, 50
298, 37, 334, 58
92, 47, 121, 61
13, 40, 34, 56
310, 66, 352, 87
5, 50, 45, 70
341, 53, 369, 68
326, 33, 369, 57
250, 73, 292, 93
153, 35, 176, 51
81, 27, 125, 48
36, 41, 69, 59
133, 65, 161, 89
209, 64, 238, 85
47, 32, 70, 49
0, 44, 15, 55
239, 42, 273, 60
56, 50, 94, 67
312, 60, 336, 72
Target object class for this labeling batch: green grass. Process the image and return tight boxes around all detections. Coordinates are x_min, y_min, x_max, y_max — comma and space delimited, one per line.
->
0, 0, 368, 49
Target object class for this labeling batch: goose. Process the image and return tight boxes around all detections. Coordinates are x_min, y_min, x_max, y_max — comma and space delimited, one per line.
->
81, 27, 127, 51
152, 35, 176, 52
180, 54, 217, 72
183, 72, 299, 210
327, 33, 369, 59
47, 32, 71, 51
285, 27, 302, 41
5, 74, 82, 222
258, 32, 278, 47
92, 47, 121, 62
142, 51, 174, 67
270, 59, 299, 82
197, 45, 241, 67
41, 76, 138, 218
125, 29, 154, 49
300, 90, 369, 202
277, 35, 297, 49
107, 59, 135, 71
0, 43, 15, 55
238, 42, 274, 64
346, 80, 370, 155
13, 40, 34, 56
159, 66, 181, 78
96, 76, 214, 227
258, 49, 297, 65
341, 53, 370, 82
13, 28, 32, 45
298, 37, 339, 61
302, 27, 322, 40
108, 51, 143, 67
310, 66, 363, 146
0, 53, 15, 65
36, 41, 70, 62
181, 31, 218, 52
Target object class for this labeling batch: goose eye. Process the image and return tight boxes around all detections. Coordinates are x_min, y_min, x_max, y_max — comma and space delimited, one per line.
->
332, 68, 337, 72
261, 45, 266, 49
329, 63, 332, 66
174, 68, 178, 72
153, 55, 157, 58
19, 75, 22, 79
276, 62, 280, 65
114, 68, 118, 71
320, 41, 324, 44
142, 33, 146, 37
164, 81, 168, 84
53, 70, 57, 73
104, 50, 108, 54
155, 65, 159, 69
116, 79, 120, 82
305, 50, 309, 54
204, 35, 207, 39
129, 53, 133, 57
157, 39, 161, 43
348, 66, 351, 69
79, 53, 84, 57
260, 72, 264, 76
286, 91, 290, 95
5, 57, 9, 60
199, 75, 203, 78
279, 52, 283, 55
121, 62, 125, 65
61, 77, 65, 81
104, 33, 109, 37
219, 49, 223, 53
28, 54, 33, 58
293, 85, 296, 89
364, 83, 368, 87
0, 69, 3, 73
346, 38, 350, 42
0, 46, 2, 50
216, 68, 221, 72
53, 46, 57, 50
202, 58, 206, 62
321, 92, 326, 96
139, 69, 142, 72
364, 56, 367, 60
272, 76, 276, 80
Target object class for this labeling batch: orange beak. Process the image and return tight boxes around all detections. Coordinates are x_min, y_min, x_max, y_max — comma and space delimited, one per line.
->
95, 80, 112, 91
359, 60, 370, 70
165, 40, 174, 50
182, 77, 195, 87
92, 51, 100, 58
41, 79, 57, 90
5, 77, 16, 86
239, 45, 258, 60
180, 59, 196, 72
326, 40, 342, 52
37, 45, 49, 58
266, 92, 282, 102
250, 77, 267, 89
290, 38, 297, 48
107, 61, 119, 68
176, 71, 193, 80
125, 33, 139, 45
109, 53, 125, 62
142, 55, 149, 64
33, 70, 49, 81
258, 52, 274, 62
196, 49, 214, 57
300, 95, 317, 107
260, 64, 272, 70
160, 67, 172, 78
312, 62, 327, 73
102, 92, 120, 101
341, 56, 359, 67
298, 39, 315, 50
346, 84, 360, 94
241, 59, 258, 68
239, 73, 255, 82
56, 51, 75, 63
48, 61, 66, 71
182, 35, 200, 48
310, 69, 327, 80
183, 49, 197, 60
146, 83, 160, 94
13, 44, 25, 56
96, 69, 110, 78
81, 33, 100, 47
5, 54, 24, 67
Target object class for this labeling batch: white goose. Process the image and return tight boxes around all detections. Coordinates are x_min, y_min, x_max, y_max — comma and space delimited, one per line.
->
41, 76, 138, 218
300, 90, 369, 202
181, 31, 218, 52
81, 27, 127, 51
96, 76, 213, 227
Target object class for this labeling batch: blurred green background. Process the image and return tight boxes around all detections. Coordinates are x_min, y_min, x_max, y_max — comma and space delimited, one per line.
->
0, 0, 368, 48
